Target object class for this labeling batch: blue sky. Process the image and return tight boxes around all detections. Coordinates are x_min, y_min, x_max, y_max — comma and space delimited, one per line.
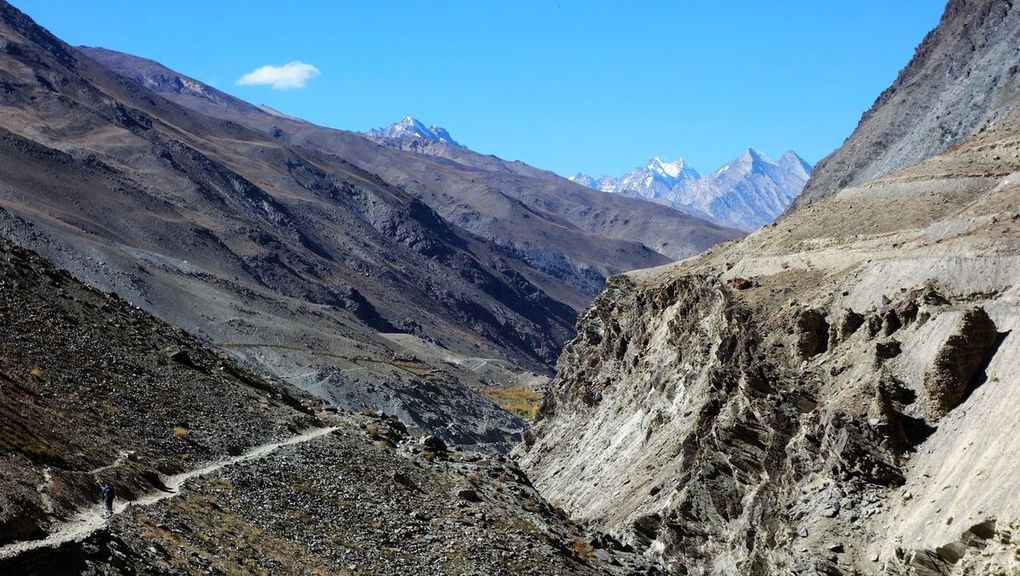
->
17, 1, 943, 176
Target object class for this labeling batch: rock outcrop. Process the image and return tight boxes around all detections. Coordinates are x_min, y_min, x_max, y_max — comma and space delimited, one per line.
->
923, 307, 998, 419
519, 121, 1020, 572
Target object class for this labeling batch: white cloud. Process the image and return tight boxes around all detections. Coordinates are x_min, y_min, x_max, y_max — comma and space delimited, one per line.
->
236, 61, 320, 90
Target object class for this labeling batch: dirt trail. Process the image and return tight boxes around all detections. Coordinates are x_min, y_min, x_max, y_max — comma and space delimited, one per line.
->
0, 427, 337, 560
87, 449, 135, 476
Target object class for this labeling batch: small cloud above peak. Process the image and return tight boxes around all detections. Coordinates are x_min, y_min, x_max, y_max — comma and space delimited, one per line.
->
236, 61, 320, 90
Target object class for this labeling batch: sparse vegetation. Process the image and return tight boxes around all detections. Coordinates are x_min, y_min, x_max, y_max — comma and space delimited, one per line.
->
477, 386, 542, 420
572, 537, 594, 562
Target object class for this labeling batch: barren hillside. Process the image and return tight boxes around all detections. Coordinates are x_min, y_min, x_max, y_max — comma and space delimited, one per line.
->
0, 237, 663, 575
0, 0, 742, 451
796, 0, 1020, 209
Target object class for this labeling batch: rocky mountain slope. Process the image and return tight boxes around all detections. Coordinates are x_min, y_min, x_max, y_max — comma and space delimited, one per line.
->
795, 0, 1020, 209
517, 2, 1020, 574
0, 0, 739, 452
0, 21, 529, 451
0, 236, 316, 547
0, 238, 663, 575
82, 47, 742, 269
572, 149, 812, 230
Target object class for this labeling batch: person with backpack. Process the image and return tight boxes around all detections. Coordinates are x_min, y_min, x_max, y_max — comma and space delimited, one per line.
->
101, 482, 115, 516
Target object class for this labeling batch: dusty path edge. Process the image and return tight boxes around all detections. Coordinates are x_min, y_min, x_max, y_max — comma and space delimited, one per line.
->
0, 427, 338, 561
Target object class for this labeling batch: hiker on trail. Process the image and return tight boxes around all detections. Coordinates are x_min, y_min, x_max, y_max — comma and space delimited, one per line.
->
101, 482, 114, 516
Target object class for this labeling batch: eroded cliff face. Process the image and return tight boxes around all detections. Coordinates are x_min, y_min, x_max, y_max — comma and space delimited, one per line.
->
522, 270, 801, 574
517, 109, 1020, 575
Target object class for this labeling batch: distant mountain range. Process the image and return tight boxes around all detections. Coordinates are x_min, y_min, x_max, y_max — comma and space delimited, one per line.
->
365, 118, 809, 231
571, 149, 812, 230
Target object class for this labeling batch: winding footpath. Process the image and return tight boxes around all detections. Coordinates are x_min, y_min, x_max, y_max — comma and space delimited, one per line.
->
0, 427, 337, 560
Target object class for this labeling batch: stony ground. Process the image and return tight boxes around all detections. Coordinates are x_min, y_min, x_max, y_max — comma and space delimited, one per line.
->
4, 410, 664, 576
0, 238, 318, 546
0, 237, 664, 575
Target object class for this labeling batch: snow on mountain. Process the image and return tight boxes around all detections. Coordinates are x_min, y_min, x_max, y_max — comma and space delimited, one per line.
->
366, 115, 463, 147
600, 157, 701, 203
565, 173, 611, 193
365, 115, 803, 230
573, 149, 811, 230
568, 173, 598, 188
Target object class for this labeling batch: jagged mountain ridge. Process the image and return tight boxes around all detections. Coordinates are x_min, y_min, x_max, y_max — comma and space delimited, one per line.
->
572, 149, 812, 230
518, 1, 1020, 574
572, 157, 701, 203
81, 46, 743, 272
366, 115, 462, 147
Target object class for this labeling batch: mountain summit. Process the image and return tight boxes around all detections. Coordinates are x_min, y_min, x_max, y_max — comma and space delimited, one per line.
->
572, 149, 812, 230
366, 115, 463, 147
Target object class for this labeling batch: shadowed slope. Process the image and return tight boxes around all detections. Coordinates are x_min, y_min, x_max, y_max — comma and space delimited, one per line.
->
0, 0, 584, 448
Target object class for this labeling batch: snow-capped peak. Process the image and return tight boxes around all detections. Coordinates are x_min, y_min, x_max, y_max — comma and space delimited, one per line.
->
366, 116, 463, 147
647, 156, 686, 179
741, 147, 769, 163
644, 156, 699, 182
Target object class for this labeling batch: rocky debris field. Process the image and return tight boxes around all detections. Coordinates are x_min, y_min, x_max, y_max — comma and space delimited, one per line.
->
0, 237, 664, 575
0, 238, 318, 546
3, 410, 665, 576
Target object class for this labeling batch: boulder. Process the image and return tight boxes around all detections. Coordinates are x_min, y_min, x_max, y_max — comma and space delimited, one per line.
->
728, 277, 754, 290
418, 435, 447, 453
875, 340, 902, 362
456, 489, 482, 503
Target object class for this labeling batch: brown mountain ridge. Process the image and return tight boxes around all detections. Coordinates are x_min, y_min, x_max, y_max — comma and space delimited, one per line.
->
0, 1, 739, 450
